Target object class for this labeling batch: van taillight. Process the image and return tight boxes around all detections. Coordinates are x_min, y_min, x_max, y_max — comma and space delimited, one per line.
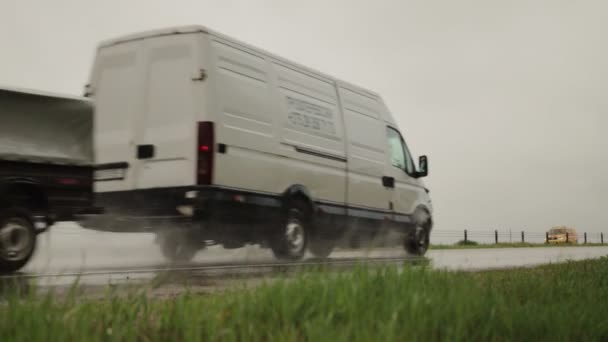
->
197, 122, 215, 185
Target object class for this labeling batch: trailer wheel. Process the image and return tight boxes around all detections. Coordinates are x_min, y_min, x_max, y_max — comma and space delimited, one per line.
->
270, 201, 309, 260
0, 208, 37, 273
157, 229, 199, 263
404, 210, 431, 256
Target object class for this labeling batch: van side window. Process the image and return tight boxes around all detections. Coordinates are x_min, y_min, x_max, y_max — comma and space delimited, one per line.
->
386, 127, 415, 174
387, 127, 406, 170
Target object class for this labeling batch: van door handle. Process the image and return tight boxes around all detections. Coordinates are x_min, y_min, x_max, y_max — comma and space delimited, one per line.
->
192, 69, 207, 81
382, 176, 395, 188
137, 144, 155, 159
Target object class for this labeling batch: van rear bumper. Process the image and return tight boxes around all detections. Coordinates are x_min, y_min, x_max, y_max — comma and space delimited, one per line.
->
79, 185, 282, 233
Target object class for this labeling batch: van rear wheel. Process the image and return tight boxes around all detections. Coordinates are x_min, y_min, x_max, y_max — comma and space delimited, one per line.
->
0, 208, 37, 273
270, 202, 309, 260
157, 229, 200, 263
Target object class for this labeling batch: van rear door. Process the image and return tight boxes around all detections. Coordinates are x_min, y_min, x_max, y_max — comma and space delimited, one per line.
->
135, 34, 204, 189
93, 34, 204, 192
92, 42, 144, 192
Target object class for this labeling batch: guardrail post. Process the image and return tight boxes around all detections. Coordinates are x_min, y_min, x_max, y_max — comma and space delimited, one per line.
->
464, 229, 468, 244
521, 231, 525, 243
602, 233, 604, 244
495, 230, 498, 244
566, 232, 569, 243
584, 232, 587, 244
546, 232, 549, 243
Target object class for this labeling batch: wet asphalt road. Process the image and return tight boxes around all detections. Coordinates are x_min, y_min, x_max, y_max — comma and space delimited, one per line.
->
17, 223, 608, 287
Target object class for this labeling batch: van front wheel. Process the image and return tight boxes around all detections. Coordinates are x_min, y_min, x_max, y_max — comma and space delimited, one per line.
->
404, 210, 431, 256
404, 225, 430, 256
270, 203, 309, 261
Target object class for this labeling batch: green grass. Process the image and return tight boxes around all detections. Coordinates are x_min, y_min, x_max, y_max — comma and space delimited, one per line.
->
2, 258, 608, 341
430, 242, 606, 250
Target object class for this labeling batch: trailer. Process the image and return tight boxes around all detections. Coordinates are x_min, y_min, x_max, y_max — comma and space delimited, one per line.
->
0, 87, 100, 272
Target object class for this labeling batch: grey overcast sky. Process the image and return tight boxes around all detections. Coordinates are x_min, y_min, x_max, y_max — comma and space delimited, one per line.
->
1, 0, 607, 236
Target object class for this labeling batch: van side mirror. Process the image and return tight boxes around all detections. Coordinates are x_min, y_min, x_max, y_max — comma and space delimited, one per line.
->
416, 155, 428, 178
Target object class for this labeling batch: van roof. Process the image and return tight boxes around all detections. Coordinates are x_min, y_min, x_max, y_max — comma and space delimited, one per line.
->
96, 26, 390, 114
98, 25, 210, 48
98, 26, 401, 126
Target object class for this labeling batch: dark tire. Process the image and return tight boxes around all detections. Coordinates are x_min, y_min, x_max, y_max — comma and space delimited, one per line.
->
308, 235, 335, 259
0, 208, 37, 273
157, 229, 200, 263
270, 201, 309, 260
404, 210, 431, 256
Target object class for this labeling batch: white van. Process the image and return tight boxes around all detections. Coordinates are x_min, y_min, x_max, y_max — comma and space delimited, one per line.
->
84, 26, 433, 261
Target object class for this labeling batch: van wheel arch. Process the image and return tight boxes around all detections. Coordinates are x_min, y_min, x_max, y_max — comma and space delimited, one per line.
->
281, 185, 316, 218
417, 206, 433, 230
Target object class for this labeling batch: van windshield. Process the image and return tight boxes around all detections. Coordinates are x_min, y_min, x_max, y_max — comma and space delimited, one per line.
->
550, 228, 566, 234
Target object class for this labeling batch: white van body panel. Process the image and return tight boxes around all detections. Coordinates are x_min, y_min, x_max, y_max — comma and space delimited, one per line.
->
89, 26, 431, 218
207, 37, 283, 195
338, 86, 391, 212
207, 36, 347, 204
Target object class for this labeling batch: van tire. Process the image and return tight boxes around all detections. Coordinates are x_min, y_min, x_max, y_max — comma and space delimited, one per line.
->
0, 208, 37, 273
404, 225, 430, 256
157, 229, 199, 263
404, 210, 431, 256
270, 201, 309, 260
